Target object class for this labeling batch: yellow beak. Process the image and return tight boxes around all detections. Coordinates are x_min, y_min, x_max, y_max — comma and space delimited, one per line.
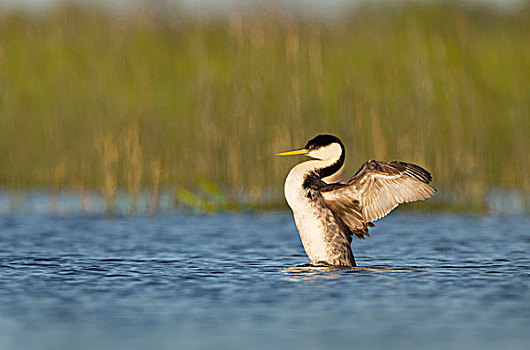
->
276, 148, 309, 156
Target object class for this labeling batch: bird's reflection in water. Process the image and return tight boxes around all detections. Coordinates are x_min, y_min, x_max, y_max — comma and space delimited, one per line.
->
281, 264, 417, 281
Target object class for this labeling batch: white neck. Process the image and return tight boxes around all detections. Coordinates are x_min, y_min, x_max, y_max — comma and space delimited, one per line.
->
283, 155, 342, 208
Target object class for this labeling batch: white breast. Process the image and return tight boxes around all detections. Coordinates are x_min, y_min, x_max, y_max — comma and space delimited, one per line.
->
284, 161, 333, 263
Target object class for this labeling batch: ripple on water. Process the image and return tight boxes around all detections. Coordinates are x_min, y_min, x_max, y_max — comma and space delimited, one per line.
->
0, 212, 529, 350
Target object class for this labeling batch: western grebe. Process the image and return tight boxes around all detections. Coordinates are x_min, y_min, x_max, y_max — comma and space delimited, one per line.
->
277, 134, 436, 267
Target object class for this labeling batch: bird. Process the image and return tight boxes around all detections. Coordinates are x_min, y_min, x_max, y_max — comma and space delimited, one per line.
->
277, 134, 436, 267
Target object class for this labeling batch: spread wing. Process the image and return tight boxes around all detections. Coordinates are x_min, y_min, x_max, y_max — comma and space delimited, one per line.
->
321, 160, 436, 239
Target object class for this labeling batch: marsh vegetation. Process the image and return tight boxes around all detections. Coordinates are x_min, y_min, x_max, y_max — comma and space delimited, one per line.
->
1, 2, 528, 212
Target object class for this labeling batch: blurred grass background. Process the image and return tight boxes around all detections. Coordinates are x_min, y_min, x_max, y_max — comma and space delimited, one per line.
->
0, 1, 529, 211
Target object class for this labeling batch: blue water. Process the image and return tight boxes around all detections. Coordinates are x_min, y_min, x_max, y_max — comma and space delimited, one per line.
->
1, 211, 529, 350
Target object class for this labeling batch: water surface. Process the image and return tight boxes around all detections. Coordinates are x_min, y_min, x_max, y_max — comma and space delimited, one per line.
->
1, 212, 529, 349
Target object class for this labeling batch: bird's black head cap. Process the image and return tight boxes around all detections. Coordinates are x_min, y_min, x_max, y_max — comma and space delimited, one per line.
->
304, 134, 343, 150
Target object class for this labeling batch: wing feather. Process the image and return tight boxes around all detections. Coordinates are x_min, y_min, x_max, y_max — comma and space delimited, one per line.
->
321, 160, 436, 237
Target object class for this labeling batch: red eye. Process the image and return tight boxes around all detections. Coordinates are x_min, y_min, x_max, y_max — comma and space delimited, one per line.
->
309, 145, 315, 149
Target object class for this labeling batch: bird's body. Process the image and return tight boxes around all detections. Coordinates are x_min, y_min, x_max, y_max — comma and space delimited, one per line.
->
284, 154, 356, 266
278, 134, 436, 267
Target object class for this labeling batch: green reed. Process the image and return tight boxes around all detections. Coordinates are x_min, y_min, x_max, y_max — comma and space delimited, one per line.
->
0, 2, 528, 210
